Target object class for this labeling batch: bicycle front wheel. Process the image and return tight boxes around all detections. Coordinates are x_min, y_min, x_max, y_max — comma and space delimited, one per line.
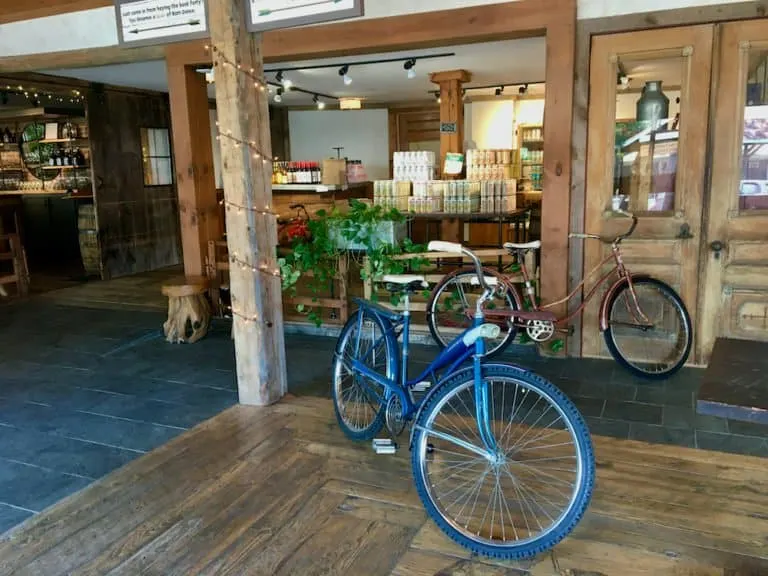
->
426, 269, 518, 358
331, 308, 395, 441
411, 364, 594, 560
603, 277, 692, 379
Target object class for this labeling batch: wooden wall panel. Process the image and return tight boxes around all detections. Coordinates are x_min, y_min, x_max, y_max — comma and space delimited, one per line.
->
87, 88, 181, 279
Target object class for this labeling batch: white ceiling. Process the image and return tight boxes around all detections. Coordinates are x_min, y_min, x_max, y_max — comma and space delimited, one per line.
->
42, 37, 546, 106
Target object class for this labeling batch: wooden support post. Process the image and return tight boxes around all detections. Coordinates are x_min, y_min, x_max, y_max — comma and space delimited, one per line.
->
431, 69, 471, 244
209, 0, 288, 405
167, 59, 219, 277
541, 16, 575, 325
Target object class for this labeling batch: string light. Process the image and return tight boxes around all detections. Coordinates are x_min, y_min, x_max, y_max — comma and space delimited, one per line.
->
205, 43, 268, 91
219, 197, 278, 217
214, 125, 272, 166
204, 41, 284, 330
229, 253, 282, 279
226, 306, 273, 327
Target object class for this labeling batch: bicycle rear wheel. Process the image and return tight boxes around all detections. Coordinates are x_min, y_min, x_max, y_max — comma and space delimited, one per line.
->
604, 277, 692, 380
427, 269, 518, 358
411, 364, 594, 559
331, 308, 395, 440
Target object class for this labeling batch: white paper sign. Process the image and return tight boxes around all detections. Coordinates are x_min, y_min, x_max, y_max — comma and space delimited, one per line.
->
116, 0, 207, 45
247, 0, 362, 32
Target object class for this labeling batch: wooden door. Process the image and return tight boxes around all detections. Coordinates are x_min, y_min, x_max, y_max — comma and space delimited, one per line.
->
700, 21, 768, 359
583, 26, 713, 362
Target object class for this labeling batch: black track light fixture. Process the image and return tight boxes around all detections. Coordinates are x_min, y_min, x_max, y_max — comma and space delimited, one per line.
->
404, 59, 417, 79
495, 86, 504, 97
338, 64, 352, 86
519, 83, 529, 95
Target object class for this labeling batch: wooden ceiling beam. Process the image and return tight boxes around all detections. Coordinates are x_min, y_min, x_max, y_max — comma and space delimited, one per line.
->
167, 0, 557, 66
0, 45, 166, 73
0, 0, 110, 25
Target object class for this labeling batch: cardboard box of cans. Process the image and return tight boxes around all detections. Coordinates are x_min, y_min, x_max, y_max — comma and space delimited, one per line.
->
466, 148, 520, 181
373, 179, 516, 215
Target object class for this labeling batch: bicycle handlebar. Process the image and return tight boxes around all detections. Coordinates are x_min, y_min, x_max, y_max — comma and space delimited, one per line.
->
427, 241, 491, 317
569, 209, 638, 245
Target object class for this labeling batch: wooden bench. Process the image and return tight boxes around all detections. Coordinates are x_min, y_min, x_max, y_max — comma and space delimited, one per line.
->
362, 248, 537, 328
207, 239, 349, 324
161, 276, 211, 344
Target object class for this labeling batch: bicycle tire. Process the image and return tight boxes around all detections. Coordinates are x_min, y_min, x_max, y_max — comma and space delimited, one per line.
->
426, 268, 519, 359
411, 363, 594, 560
603, 277, 692, 380
331, 308, 396, 440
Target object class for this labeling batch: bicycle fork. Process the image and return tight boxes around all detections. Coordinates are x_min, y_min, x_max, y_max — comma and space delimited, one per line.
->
473, 338, 500, 460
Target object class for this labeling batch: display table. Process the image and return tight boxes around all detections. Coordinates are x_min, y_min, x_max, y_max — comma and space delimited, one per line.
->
161, 276, 211, 344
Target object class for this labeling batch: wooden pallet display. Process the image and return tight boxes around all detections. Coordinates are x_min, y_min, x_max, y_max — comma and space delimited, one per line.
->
362, 248, 538, 322
0, 234, 29, 297
206, 239, 349, 324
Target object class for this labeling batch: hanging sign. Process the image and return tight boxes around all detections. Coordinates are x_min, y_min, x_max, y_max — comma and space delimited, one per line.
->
440, 122, 458, 134
246, 0, 363, 32
114, 0, 208, 46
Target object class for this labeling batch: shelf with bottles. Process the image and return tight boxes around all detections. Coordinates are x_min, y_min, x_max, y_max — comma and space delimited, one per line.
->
272, 160, 323, 186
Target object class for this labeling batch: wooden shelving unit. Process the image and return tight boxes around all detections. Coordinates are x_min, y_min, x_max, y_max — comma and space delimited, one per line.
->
518, 123, 544, 193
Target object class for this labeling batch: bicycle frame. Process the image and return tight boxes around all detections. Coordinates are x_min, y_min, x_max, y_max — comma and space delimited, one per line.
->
349, 295, 499, 456
473, 241, 650, 332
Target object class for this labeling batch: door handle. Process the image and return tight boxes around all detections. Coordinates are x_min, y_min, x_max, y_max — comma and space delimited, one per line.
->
676, 223, 694, 239
710, 240, 725, 259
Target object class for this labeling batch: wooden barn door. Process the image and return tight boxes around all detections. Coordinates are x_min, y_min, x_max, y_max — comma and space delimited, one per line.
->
700, 20, 768, 359
583, 26, 713, 362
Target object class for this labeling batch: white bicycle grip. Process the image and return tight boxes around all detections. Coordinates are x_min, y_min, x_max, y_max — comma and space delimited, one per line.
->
427, 241, 464, 254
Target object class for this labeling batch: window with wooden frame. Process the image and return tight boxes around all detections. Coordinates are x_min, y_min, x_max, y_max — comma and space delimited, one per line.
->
140, 128, 173, 186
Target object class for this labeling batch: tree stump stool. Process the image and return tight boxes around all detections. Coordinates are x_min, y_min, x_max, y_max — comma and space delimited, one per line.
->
161, 276, 211, 344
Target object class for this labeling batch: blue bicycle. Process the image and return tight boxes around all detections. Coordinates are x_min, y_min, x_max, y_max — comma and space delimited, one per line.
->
331, 241, 595, 560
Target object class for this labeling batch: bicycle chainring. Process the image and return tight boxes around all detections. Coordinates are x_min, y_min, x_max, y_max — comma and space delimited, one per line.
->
526, 319, 555, 342
385, 395, 407, 437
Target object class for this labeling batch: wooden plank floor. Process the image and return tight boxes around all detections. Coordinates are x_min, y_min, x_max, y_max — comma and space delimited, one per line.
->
1, 395, 766, 576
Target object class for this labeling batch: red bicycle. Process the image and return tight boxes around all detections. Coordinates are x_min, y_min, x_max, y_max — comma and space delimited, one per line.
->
426, 210, 692, 379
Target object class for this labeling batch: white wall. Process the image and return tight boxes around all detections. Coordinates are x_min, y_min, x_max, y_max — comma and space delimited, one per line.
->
467, 100, 516, 149
288, 109, 390, 180
515, 99, 546, 127
0, 0, 752, 58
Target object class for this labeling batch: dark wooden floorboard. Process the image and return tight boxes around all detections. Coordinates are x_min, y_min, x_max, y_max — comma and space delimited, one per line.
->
0, 396, 766, 576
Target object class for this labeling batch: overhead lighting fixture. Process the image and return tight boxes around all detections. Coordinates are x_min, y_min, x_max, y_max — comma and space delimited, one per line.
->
495, 86, 504, 97
274, 87, 283, 103
313, 94, 326, 110
339, 65, 352, 86
276, 71, 292, 90
519, 83, 529, 95
434, 92, 441, 104
339, 97, 362, 110
404, 59, 417, 79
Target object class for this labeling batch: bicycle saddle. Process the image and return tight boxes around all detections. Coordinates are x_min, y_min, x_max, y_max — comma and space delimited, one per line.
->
503, 240, 541, 251
382, 274, 428, 293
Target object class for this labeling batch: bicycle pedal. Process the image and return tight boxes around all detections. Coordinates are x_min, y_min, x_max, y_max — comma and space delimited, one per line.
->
372, 438, 397, 455
412, 381, 431, 393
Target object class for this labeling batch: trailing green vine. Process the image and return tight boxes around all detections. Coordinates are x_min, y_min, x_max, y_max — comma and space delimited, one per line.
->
279, 199, 429, 326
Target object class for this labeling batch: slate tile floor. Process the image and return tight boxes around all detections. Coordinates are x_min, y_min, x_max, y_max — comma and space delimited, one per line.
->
0, 302, 240, 534
1, 300, 767, 536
